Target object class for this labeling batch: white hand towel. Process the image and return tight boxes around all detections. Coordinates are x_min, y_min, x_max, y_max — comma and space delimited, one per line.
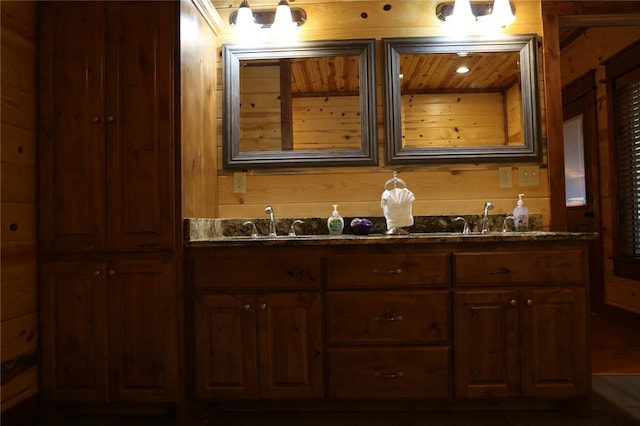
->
381, 187, 416, 229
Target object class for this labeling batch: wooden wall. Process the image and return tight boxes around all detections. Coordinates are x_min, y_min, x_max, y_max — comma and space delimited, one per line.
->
560, 26, 640, 314
0, 0, 38, 412
211, 0, 549, 225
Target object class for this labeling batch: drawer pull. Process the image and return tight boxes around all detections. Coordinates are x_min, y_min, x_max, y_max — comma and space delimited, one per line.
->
373, 313, 404, 322
374, 371, 404, 379
373, 268, 403, 275
491, 268, 511, 276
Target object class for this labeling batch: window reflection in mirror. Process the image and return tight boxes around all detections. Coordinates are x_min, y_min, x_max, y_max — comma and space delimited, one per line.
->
239, 56, 362, 153
223, 39, 378, 169
383, 35, 540, 164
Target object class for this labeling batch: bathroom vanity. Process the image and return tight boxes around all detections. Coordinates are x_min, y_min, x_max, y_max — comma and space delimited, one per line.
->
185, 226, 595, 415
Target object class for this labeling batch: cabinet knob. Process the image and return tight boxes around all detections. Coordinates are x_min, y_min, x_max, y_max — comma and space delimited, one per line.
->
94, 270, 101, 277
260, 303, 267, 310
525, 299, 533, 306
373, 268, 403, 275
106, 116, 115, 122
108, 269, 116, 276
509, 299, 517, 307
92, 117, 100, 123
243, 304, 251, 311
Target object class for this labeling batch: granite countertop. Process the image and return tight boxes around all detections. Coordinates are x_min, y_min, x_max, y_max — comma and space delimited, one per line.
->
184, 216, 598, 247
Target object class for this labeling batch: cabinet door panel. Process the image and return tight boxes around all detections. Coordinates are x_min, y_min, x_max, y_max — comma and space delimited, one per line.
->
454, 290, 519, 399
520, 288, 587, 398
194, 293, 257, 400
40, 261, 108, 402
38, 2, 105, 251
107, 258, 177, 402
258, 293, 323, 399
105, 1, 174, 249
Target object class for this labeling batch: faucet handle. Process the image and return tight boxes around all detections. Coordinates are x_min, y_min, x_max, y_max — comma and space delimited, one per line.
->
453, 217, 471, 234
288, 220, 304, 237
243, 221, 260, 238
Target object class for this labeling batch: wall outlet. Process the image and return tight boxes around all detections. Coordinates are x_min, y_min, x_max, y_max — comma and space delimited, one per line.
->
233, 172, 246, 193
498, 167, 512, 188
519, 166, 539, 187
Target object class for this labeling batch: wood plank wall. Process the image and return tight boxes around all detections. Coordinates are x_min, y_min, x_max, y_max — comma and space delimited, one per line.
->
560, 26, 640, 314
211, 0, 549, 225
0, 0, 38, 412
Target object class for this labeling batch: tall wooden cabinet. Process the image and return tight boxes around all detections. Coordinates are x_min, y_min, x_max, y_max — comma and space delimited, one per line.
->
38, 1, 178, 404
38, 1, 174, 252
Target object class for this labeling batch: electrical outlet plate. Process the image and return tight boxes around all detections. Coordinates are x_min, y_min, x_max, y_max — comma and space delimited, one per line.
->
233, 172, 246, 193
498, 167, 512, 188
519, 166, 539, 187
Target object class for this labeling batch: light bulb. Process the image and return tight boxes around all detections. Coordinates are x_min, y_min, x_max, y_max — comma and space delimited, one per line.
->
446, 0, 476, 25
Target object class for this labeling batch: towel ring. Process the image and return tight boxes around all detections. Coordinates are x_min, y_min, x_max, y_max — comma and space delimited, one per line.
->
384, 171, 407, 190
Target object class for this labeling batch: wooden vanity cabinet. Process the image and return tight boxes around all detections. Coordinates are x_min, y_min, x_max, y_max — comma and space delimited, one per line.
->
325, 248, 451, 399
39, 256, 178, 403
453, 244, 589, 400
191, 247, 324, 401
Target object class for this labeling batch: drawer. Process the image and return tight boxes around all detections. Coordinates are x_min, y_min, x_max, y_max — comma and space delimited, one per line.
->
453, 249, 586, 286
327, 290, 449, 344
327, 253, 449, 288
189, 248, 321, 289
328, 347, 450, 399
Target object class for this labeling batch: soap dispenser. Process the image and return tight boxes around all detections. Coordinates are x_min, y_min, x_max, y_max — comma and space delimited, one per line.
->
327, 204, 344, 236
513, 194, 529, 232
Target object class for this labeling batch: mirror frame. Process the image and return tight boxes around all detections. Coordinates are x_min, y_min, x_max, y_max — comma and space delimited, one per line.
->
223, 39, 378, 169
383, 34, 541, 164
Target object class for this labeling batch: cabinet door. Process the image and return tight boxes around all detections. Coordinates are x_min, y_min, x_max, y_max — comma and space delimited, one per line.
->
194, 294, 258, 400
258, 293, 323, 399
107, 258, 178, 402
40, 261, 108, 402
38, 2, 106, 251
454, 290, 520, 399
520, 288, 588, 398
104, 1, 175, 250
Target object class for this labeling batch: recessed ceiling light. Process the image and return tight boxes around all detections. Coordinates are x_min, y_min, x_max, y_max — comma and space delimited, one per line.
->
456, 66, 470, 74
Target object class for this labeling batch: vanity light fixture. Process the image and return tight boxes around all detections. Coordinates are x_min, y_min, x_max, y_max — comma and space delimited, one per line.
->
436, 0, 516, 27
229, 0, 307, 30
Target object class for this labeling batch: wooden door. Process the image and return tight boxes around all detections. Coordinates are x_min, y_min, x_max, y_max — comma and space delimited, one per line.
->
104, 1, 175, 250
194, 293, 258, 400
107, 257, 178, 402
454, 290, 520, 399
38, 2, 106, 251
520, 287, 588, 398
39, 261, 109, 402
257, 292, 323, 400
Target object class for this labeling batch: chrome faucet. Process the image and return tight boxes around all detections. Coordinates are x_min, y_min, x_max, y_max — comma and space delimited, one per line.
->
265, 205, 277, 237
481, 201, 494, 234
502, 215, 515, 233
453, 217, 471, 234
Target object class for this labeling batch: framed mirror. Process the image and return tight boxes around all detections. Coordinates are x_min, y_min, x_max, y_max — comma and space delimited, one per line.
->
383, 34, 540, 164
223, 39, 378, 169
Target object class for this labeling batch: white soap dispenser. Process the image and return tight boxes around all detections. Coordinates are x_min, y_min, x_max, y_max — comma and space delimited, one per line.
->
513, 193, 529, 232
327, 204, 344, 236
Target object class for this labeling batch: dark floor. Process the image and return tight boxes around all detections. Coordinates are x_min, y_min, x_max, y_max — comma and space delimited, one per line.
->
25, 315, 640, 425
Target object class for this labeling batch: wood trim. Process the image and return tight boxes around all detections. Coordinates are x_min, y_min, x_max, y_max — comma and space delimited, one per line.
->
600, 304, 640, 332
562, 70, 596, 104
190, 0, 224, 35
541, 12, 566, 231
0, 395, 40, 426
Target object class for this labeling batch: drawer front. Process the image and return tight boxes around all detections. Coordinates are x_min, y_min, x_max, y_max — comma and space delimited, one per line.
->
453, 249, 586, 286
190, 249, 321, 289
327, 290, 449, 344
328, 347, 450, 399
327, 253, 449, 288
